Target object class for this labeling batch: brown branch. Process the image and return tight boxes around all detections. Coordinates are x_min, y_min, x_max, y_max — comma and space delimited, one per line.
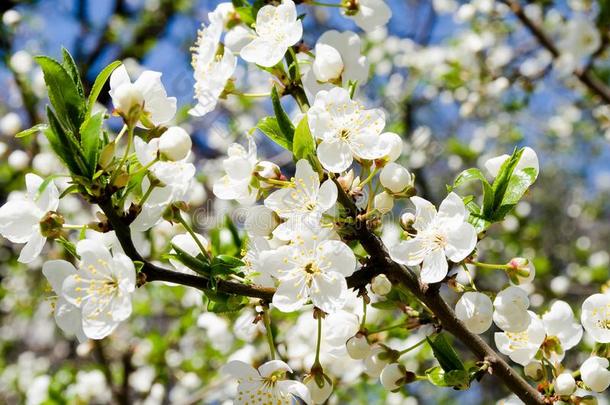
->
333, 180, 545, 405
502, 0, 610, 104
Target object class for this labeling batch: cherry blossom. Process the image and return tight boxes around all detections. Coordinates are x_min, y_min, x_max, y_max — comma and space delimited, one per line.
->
307, 87, 388, 173
239, 0, 303, 68
580, 356, 610, 392
541, 300, 582, 361
56, 240, 136, 339
454, 292, 493, 334
390, 192, 477, 284
222, 360, 311, 404
342, 0, 392, 32
264, 159, 337, 240
0, 173, 59, 263
109, 64, 176, 127
264, 229, 356, 313
581, 293, 610, 343
494, 311, 545, 366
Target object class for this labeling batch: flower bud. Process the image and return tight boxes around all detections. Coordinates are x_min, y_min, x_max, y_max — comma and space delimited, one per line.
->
455, 292, 493, 334
371, 275, 392, 296
374, 191, 393, 214
364, 345, 390, 378
379, 132, 402, 162
159, 126, 192, 161
580, 356, 610, 392
400, 212, 416, 231
312, 43, 344, 83
506, 257, 535, 285
380, 363, 413, 391
255, 161, 281, 188
346, 334, 370, 360
304, 373, 333, 404
8, 150, 29, 170
380, 162, 412, 193
554, 372, 576, 396
524, 361, 543, 381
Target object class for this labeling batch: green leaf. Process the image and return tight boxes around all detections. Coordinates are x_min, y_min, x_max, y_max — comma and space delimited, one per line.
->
35, 55, 85, 134
45, 106, 86, 175
15, 124, 47, 138
427, 334, 465, 372
79, 112, 104, 178
271, 86, 295, 141
425, 367, 471, 390
87, 61, 121, 118
292, 116, 316, 162
234, 6, 255, 26
61, 48, 84, 98
452, 168, 488, 190
487, 148, 523, 217
257, 116, 293, 150
170, 243, 211, 276
204, 290, 248, 313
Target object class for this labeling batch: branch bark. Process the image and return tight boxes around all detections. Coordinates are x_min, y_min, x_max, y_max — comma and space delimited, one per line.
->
502, 0, 610, 104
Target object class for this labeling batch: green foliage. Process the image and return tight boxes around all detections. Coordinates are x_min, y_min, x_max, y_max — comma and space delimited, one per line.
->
427, 334, 465, 373
35, 50, 112, 179
271, 86, 295, 140
451, 148, 537, 231
257, 116, 293, 150
293, 116, 319, 172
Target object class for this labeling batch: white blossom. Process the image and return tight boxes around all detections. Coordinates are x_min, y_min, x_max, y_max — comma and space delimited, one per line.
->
390, 192, 477, 284
213, 137, 262, 206
307, 87, 388, 173
541, 300, 582, 361
494, 311, 545, 366
493, 286, 531, 333
109, 65, 176, 127
554, 372, 576, 396
581, 293, 610, 343
342, 0, 392, 32
240, 0, 303, 68
222, 360, 311, 404
0, 173, 59, 263
264, 229, 356, 313
264, 159, 337, 240
580, 356, 610, 392
52, 240, 135, 339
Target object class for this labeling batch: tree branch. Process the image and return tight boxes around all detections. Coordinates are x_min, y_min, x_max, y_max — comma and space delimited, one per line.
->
502, 0, 610, 104
333, 180, 545, 405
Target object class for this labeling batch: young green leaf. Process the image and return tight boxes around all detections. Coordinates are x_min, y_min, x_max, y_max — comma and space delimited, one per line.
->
271, 86, 295, 141
79, 111, 104, 178
87, 61, 121, 117
293, 116, 316, 161
45, 106, 87, 175
257, 116, 292, 150
61, 48, 84, 98
427, 334, 465, 372
35, 55, 85, 134
15, 124, 47, 138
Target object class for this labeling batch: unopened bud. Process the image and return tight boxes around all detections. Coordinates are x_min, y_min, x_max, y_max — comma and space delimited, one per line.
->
255, 161, 281, 188
371, 275, 392, 296
99, 142, 116, 169
374, 191, 393, 214
346, 334, 370, 360
159, 126, 192, 161
506, 257, 535, 285
380, 162, 412, 194
364, 345, 392, 378
554, 372, 576, 396
313, 43, 344, 83
304, 372, 333, 404
400, 212, 416, 231
337, 169, 355, 192
524, 361, 543, 381
380, 363, 414, 391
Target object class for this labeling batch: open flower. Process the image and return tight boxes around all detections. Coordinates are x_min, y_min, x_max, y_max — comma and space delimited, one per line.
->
307, 87, 388, 173
52, 240, 135, 339
342, 0, 391, 32
42, 260, 87, 342
581, 293, 610, 343
239, 236, 276, 287
222, 360, 311, 404
264, 229, 356, 313
0, 173, 59, 263
189, 9, 237, 117
264, 159, 337, 240
213, 137, 260, 205
390, 192, 477, 284
109, 65, 176, 128
493, 286, 531, 333
494, 311, 545, 366
239, 0, 303, 68
541, 300, 582, 361
580, 356, 610, 392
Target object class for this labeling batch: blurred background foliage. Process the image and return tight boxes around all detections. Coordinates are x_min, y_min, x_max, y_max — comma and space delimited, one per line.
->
0, 0, 609, 404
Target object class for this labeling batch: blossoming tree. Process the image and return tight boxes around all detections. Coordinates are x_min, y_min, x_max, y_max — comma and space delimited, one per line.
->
1, 0, 610, 404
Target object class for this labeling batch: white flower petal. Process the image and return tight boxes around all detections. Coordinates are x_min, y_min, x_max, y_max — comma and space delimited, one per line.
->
317, 140, 353, 173
420, 248, 448, 284
18, 231, 46, 263
444, 222, 477, 262
389, 238, 426, 266
318, 240, 356, 276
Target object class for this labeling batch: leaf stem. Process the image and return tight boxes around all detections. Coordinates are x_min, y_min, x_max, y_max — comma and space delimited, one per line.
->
263, 307, 276, 360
